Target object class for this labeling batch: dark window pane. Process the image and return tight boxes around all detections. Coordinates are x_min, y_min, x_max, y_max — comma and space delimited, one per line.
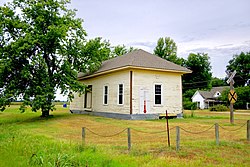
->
155, 85, 162, 104
104, 86, 108, 94
119, 84, 123, 94
155, 85, 161, 94
104, 86, 108, 104
155, 95, 161, 104
119, 95, 123, 104
104, 95, 108, 104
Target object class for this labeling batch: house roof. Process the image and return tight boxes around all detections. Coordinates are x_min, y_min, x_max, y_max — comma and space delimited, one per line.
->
198, 90, 213, 99
210, 86, 229, 95
79, 49, 192, 79
196, 86, 229, 99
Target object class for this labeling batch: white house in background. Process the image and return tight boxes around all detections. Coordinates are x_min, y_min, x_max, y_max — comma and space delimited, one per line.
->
70, 49, 191, 119
192, 86, 229, 109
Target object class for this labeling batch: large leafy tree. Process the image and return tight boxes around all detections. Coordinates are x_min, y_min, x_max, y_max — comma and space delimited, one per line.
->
183, 53, 212, 92
0, 0, 104, 117
154, 37, 184, 65
226, 52, 250, 87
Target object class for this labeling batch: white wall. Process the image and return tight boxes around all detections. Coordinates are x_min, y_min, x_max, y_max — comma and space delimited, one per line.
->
70, 92, 84, 110
72, 69, 130, 114
192, 91, 205, 109
132, 69, 182, 114
71, 68, 183, 115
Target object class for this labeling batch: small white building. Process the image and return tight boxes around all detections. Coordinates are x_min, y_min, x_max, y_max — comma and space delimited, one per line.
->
70, 49, 191, 119
192, 86, 229, 109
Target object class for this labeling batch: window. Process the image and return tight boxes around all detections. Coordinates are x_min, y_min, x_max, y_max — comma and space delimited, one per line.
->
154, 84, 162, 105
118, 84, 123, 105
103, 86, 108, 105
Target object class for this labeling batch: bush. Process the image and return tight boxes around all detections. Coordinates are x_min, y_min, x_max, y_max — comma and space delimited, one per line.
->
183, 101, 197, 110
209, 105, 229, 111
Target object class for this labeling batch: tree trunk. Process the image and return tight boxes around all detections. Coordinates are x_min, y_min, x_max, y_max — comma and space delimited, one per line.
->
41, 109, 50, 117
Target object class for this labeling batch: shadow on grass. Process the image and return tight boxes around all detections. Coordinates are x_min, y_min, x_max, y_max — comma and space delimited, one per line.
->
0, 111, 76, 126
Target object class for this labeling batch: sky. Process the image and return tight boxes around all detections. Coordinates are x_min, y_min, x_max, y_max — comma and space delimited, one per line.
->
69, 0, 250, 78
1, 0, 250, 101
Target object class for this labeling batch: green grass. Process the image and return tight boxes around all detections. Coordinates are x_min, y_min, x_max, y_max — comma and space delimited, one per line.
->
0, 106, 249, 166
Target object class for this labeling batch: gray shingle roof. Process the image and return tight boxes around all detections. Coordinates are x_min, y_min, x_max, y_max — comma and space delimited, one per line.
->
198, 86, 229, 99
79, 49, 191, 79
199, 91, 213, 99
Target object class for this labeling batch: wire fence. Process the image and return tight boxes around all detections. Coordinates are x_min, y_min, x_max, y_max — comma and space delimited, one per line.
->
81, 120, 250, 151
84, 127, 127, 137
179, 124, 214, 134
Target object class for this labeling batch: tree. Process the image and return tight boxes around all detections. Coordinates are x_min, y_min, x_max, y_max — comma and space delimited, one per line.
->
82, 37, 111, 63
154, 37, 184, 65
183, 53, 212, 92
226, 52, 250, 87
109, 45, 136, 58
211, 77, 227, 87
0, 0, 105, 117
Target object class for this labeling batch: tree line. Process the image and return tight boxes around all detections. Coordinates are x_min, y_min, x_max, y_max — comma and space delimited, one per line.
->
0, 0, 249, 117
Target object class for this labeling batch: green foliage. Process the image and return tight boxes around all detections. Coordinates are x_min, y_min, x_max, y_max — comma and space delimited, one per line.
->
183, 89, 196, 100
211, 77, 227, 87
110, 45, 136, 58
0, 0, 107, 116
220, 86, 250, 109
182, 89, 197, 110
81, 37, 111, 66
234, 86, 250, 109
226, 52, 250, 87
183, 53, 212, 92
154, 37, 184, 65
209, 105, 229, 111
183, 100, 197, 110
219, 88, 230, 102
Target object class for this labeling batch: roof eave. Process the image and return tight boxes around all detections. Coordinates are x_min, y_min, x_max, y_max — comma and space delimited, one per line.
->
78, 66, 192, 80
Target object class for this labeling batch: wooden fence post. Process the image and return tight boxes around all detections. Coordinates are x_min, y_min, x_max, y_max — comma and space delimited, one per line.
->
247, 120, 250, 141
176, 126, 180, 151
82, 127, 85, 145
127, 128, 131, 151
215, 123, 219, 145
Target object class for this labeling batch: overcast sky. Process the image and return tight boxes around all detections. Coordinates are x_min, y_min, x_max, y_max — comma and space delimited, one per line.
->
1, 0, 250, 100
69, 0, 250, 79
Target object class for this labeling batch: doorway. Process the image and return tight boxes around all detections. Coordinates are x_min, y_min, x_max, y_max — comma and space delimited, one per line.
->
84, 85, 92, 109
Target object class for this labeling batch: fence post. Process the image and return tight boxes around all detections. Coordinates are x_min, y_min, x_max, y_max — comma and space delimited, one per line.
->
82, 127, 85, 146
215, 123, 219, 145
127, 128, 131, 151
247, 120, 250, 141
176, 126, 180, 151
166, 110, 170, 147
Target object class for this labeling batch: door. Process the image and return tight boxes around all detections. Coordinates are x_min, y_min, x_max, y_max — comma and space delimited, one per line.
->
84, 85, 92, 109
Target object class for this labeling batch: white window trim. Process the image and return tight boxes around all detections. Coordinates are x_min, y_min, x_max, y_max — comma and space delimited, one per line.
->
103, 85, 109, 105
154, 83, 163, 106
117, 83, 124, 105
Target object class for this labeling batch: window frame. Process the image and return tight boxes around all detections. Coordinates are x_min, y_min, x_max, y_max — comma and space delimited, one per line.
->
154, 83, 163, 106
103, 85, 109, 105
117, 83, 124, 105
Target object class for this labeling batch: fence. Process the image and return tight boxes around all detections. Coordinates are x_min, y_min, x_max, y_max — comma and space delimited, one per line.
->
81, 120, 250, 151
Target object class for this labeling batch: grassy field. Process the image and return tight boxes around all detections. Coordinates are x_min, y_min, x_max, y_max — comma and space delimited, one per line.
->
0, 106, 249, 167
